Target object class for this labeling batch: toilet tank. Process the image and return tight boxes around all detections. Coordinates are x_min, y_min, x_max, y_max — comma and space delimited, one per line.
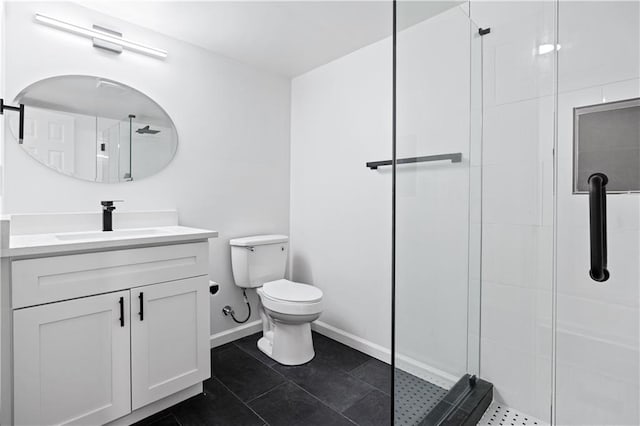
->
229, 235, 289, 288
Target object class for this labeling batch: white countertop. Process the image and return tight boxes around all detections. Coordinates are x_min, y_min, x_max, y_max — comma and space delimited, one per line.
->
3, 225, 218, 258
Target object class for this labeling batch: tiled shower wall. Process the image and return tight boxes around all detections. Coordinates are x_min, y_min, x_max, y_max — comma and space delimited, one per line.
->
554, 2, 639, 424
473, 1, 639, 423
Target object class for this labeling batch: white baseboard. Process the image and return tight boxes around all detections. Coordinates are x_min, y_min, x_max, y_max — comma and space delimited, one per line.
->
311, 320, 391, 363
395, 353, 458, 390
311, 320, 457, 389
209, 320, 262, 348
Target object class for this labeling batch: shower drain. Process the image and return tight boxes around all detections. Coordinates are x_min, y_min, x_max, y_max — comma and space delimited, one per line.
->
479, 401, 546, 426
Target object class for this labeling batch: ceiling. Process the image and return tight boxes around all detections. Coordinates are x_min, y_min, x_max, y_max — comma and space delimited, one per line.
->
78, 1, 458, 77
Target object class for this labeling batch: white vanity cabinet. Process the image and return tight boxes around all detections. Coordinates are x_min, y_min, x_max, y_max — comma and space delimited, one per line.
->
14, 290, 133, 426
5, 239, 213, 426
130, 277, 210, 410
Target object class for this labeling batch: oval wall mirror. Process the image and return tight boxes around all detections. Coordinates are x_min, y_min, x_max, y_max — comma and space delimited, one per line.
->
10, 75, 178, 183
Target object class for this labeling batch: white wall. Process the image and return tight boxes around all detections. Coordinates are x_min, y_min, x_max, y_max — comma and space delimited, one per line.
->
290, 33, 393, 352
290, 5, 474, 382
2, 2, 291, 337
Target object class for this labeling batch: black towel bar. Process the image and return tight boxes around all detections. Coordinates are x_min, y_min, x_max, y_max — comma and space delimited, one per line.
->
366, 153, 462, 170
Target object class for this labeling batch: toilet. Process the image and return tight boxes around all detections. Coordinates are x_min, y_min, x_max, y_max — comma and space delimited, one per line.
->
230, 235, 323, 365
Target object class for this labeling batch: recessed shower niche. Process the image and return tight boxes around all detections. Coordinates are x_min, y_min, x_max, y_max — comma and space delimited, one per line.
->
573, 97, 640, 193
8, 75, 178, 183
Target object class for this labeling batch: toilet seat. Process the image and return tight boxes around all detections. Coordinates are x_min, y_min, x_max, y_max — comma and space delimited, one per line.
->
262, 279, 323, 303
258, 279, 323, 316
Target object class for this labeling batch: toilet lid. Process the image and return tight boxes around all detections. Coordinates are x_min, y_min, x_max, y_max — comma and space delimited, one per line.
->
262, 279, 323, 303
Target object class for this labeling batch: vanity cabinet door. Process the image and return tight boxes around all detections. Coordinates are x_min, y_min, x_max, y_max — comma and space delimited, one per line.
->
13, 291, 131, 426
130, 276, 210, 410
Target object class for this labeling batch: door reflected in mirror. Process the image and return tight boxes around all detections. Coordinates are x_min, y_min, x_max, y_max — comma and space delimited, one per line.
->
10, 75, 178, 183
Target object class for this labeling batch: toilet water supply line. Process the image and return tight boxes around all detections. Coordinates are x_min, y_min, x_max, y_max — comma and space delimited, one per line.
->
222, 289, 252, 324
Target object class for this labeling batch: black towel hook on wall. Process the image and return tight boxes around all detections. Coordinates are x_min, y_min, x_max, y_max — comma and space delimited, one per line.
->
0, 99, 25, 144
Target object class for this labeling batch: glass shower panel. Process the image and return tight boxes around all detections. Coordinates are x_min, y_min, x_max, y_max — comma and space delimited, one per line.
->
554, 1, 640, 424
469, 1, 557, 423
394, 2, 481, 423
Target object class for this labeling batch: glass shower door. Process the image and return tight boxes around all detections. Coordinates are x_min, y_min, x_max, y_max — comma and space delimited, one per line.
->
554, 1, 640, 424
393, 1, 482, 423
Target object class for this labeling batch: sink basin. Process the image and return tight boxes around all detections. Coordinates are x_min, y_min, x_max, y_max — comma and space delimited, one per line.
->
55, 228, 169, 241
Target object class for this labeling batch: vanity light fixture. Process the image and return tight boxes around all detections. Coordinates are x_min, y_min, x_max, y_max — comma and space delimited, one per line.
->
34, 13, 168, 59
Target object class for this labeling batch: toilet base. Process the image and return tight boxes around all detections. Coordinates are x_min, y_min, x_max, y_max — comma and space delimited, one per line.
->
258, 321, 315, 366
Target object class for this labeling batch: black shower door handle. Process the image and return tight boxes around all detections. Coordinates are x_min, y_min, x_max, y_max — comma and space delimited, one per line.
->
588, 173, 609, 282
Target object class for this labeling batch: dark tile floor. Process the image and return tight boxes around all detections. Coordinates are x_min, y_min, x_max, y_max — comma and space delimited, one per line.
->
136, 332, 393, 426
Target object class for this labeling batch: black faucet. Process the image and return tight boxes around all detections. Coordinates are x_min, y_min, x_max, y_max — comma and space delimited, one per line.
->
101, 200, 123, 232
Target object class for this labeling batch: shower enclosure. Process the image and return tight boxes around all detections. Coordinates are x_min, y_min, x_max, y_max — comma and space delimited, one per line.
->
392, 1, 639, 424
